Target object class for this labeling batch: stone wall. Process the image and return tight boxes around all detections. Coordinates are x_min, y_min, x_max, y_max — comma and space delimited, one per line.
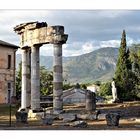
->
63, 88, 86, 104
0, 45, 16, 103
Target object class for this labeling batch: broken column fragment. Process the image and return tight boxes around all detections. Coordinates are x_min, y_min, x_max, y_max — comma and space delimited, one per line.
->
85, 90, 96, 111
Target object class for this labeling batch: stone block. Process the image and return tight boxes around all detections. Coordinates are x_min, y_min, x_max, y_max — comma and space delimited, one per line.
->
28, 109, 45, 119
45, 114, 58, 120
45, 109, 53, 114
77, 113, 97, 120
59, 113, 76, 122
72, 121, 87, 128
97, 113, 106, 120
42, 118, 53, 125
15, 111, 28, 123
87, 114, 97, 120
85, 91, 96, 111
77, 114, 89, 120
106, 113, 120, 126
53, 110, 64, 115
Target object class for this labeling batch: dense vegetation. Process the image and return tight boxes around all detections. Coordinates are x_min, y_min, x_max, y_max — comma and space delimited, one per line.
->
95, 31, 140, 101
40, 66, 53, 96
16, 64, 54, 97
129, 44, 140, 99
114, 30, 140, 100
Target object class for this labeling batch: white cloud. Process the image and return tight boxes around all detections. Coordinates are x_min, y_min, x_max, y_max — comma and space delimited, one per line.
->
100, 40, 120, 48
0, 10, 51, 44
82, 42, 95, 53
38, 36, 140, 57
63, 41, 96, 56
40, 44, 53, 56
1, 10, 140, 57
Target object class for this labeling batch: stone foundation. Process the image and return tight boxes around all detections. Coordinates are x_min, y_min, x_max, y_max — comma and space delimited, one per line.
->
28, 109, 45, 120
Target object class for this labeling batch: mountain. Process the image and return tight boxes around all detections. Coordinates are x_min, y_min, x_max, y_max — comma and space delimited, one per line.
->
16, 54, 53, 70
16, 47, 119, 83
63, 47, 118, 83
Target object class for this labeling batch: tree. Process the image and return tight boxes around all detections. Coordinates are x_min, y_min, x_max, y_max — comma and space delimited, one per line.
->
114, 30, 134, 100
16, 64, 54, 97
98, 82, 112, 97
129, 45, 140, 98
40, 66, 53, 96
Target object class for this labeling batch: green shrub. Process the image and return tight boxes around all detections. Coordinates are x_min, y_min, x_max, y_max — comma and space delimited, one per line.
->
98, 82, 111, 97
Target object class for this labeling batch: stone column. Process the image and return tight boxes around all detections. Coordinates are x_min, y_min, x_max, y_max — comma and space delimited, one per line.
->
53, 44, 63, 114
21, 48, 31, 109
86, 90, 96, 111
31, 45, 41, 111
26, 49, 31, 108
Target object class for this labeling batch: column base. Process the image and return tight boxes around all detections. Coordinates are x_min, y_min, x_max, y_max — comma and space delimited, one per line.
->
53, 109, 64, 115
28, 109, 45, 119
18, 107, 29, 112
32, 108, 44, 113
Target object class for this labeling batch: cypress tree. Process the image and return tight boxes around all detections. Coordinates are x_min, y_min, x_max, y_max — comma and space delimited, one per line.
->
114, 30, 130, 100
130, 45, 140, 98
126, 48, 132, 70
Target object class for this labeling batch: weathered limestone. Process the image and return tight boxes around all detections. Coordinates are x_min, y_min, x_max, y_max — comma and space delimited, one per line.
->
97, 113, 106, 120
72, 121, 87, 128
106, 113, 120, 126
15, 110, 28, 123
53, 44, 63, 113
26, 49, 31, 107
42, 117, 53, 125
59, 113, 76, 122
85, 90, 96, 111
31, 45, 41, 111
77, 113, 97, 120
14, 22, 68, 114
28, 109, 44, 119
50, 26, 68, 114
21, 48, 31, 109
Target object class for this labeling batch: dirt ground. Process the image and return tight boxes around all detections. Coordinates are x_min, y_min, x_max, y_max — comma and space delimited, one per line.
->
0, 101, 140, 130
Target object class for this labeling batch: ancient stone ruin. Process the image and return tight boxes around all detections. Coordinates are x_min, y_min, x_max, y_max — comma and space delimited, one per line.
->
14, 21, 68, 114
14, 21, 98, 126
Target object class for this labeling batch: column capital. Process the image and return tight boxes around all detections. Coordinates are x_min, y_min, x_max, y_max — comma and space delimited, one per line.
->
21, 46, 31, 50
32, 44, 42, 48
49, 34, 68, 45
47, 25, 68, 45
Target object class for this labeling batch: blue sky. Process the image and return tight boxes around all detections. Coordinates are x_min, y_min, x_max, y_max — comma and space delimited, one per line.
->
0, 10, 140, 56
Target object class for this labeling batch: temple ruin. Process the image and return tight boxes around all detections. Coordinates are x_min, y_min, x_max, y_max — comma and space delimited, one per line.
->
14, 21, 68, 114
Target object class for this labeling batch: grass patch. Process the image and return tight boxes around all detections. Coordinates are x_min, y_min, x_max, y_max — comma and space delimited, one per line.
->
0, 104, 18, 123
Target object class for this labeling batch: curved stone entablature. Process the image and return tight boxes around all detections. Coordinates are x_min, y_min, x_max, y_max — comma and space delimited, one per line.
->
14, 22, 68, 48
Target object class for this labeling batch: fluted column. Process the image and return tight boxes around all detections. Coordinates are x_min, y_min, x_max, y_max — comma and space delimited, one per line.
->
31, 45, 41, 111
21, 48, 30, 109
53, 44, 63, 113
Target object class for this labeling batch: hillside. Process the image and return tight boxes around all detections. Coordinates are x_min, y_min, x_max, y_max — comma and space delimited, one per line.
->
16, 47, 119, 83
63, 47, 118, 83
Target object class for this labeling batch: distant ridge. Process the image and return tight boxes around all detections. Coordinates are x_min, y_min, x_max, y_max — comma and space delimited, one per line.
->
16, 47, 119, 83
